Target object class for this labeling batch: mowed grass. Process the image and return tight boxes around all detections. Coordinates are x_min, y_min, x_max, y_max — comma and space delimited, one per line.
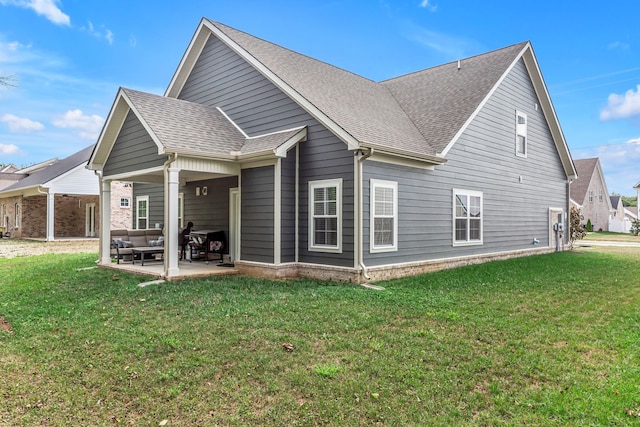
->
1, 249, 639, 426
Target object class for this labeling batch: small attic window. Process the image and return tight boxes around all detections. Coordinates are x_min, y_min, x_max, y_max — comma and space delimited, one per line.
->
515, 111, 527, 158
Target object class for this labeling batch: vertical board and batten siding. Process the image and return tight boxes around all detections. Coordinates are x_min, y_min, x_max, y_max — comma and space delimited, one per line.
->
364, 59, 568, 266
132, 183, 164, 229
103, 111, 167, 177
178, 34, 354, 267
280, 149, 296, 263
241, 166, 275, 263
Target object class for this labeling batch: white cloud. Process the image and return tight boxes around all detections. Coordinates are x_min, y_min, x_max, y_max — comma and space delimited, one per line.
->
80, 21, 115, 45
600, 85, 640, 121
0, 0, 70, 26
1, 113, 44, 132
419, 0, 437, 12
0, 143, 20, 154
53, 109, 104, 140
608, 41, 630, 51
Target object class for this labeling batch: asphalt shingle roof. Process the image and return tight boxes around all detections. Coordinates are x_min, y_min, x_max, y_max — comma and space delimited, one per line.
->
208, 20, 528, 158
123, 88, 305, 156
208, 20, 436, 155
123, 88, 246, 154
381, 42, 529, 154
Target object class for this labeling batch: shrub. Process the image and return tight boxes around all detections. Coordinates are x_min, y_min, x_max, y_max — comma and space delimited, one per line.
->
569, 207, 587, 249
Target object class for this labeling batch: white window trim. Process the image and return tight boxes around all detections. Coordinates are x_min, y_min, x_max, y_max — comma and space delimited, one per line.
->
308, 178, 342, 253
120, 197, 130, 208
136, 195, 149, 230
515, 110, 527, 158
452, 188, 483, 247
370, 179, 398, 253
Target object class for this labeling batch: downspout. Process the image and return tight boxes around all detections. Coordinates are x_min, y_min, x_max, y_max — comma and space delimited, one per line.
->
357, 148, 374, 281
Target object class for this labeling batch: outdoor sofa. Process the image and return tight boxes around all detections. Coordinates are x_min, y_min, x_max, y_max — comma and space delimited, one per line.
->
110, 228, 164, 264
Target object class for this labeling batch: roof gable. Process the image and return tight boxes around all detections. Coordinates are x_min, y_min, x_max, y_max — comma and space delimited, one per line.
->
89, 87, 307, 170
382, 42, 528, 155
166, 19, 444, 163
570, 158, 611, 207
164, 19, 575, 174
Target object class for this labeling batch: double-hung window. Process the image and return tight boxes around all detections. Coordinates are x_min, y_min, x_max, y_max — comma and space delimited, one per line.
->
453, 189, 483, 245
370, 179, 398, 252
516, 111, 527, 157
309, 179, 342, 253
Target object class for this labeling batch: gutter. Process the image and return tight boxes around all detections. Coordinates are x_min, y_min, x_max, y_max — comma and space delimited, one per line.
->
356, 147, 374, 281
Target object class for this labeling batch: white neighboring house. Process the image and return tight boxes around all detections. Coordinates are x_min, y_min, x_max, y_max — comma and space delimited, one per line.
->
609, 195, 632, 233
0, 145, 99, 240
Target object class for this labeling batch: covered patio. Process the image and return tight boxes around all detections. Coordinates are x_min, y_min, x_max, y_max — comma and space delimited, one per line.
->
103, 257, 239, 280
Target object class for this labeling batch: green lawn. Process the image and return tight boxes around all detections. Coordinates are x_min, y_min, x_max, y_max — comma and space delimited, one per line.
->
1, 249, 639, 426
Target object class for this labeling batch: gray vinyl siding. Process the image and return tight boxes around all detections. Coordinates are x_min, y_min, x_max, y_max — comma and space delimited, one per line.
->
298, 127, 354, 267
132, 183, 164, 229
242, 166, 274, 263
179, 36, 308, 136
179, 34, 355, 267
280, 148, 296, 263
104, 111, 167, 177
363, 59, 567, 266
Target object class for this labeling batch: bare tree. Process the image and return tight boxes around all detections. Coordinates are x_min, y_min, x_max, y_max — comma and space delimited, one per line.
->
0, 75, 17, 87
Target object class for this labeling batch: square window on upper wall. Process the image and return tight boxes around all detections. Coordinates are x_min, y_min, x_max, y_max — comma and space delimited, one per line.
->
515, 110, 527, 158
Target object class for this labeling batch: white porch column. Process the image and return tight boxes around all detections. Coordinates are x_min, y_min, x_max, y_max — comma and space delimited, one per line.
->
46, 191, 55, 241
164, 166, 180, 278
100, 179, 112, 265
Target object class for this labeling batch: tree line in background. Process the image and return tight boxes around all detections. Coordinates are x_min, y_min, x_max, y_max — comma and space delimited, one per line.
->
612, 193, 638, 207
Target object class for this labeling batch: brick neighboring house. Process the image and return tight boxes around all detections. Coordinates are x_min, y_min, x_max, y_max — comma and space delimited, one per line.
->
570, 158, 613, 231
110, 181, 133, 230
0, 145, 99, 240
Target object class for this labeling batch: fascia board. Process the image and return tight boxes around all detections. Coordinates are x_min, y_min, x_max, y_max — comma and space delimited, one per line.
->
273, 127, 307, 157
360, 142, 447, 166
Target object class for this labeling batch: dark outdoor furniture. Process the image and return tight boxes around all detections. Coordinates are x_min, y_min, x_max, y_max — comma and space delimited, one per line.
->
131, 247, 165, 266
189, 230, 226, 263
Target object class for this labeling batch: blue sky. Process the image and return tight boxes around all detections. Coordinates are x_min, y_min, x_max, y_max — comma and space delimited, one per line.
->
0, 0, 639, 195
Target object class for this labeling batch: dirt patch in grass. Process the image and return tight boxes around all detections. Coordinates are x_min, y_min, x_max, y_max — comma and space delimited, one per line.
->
0, 315, 13, 334
0, 239, 98, 258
